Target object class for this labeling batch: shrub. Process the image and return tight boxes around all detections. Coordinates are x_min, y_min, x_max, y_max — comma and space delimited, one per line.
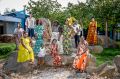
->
0, 43, 16, 56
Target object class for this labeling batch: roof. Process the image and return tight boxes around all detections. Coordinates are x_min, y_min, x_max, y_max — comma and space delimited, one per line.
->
0, 15, 21, 22
4, 10, 29, 19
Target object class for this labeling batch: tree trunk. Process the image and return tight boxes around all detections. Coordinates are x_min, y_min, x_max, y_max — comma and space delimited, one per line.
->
105, 20, 108, 48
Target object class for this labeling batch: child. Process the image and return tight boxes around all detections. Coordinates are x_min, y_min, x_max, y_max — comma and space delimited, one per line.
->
37, 44, 46, 65
50, 39, 62, 66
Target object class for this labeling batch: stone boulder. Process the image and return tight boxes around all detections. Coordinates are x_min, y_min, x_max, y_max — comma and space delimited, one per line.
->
88, 45, 103, 54
98, 65, 116, 78
3, 51, 37, 73
86, 54, 96, 74
114, 55, 120, 73
44, 55, 74, 66
0, 34, 15, 43
98, 35, 116, 48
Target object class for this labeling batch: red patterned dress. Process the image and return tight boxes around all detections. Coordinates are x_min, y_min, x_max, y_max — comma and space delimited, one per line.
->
50, 44, 62, 66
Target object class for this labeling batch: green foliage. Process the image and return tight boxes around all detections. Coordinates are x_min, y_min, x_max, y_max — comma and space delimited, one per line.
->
27, 0, 120, 29
0, 43, 16, 56
27, 0, 61, 19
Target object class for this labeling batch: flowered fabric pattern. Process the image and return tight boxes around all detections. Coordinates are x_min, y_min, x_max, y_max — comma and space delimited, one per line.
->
73, 40, 89, 71
86, 21, 97, 45
34, 25, 44, 54
50, 44, 62, 66
63, 25, 72, 55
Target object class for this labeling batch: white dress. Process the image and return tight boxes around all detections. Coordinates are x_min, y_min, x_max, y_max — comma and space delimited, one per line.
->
37, 47, 46, 57
58, 35, 63, 54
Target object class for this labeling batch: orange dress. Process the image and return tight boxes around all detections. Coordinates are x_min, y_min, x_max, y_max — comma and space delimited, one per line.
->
73, 41, 89, 71
86, 21, 97, 45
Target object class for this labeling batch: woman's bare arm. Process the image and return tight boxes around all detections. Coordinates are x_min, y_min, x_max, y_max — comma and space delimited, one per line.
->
21, 39, 29, 51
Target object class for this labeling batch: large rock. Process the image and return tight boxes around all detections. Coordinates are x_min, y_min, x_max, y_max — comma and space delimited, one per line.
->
98, 35, 116, 48
86, 54, 96, 74
86, 61, 108, 74
44, 55, 74, 66
88, 45, 103, 54
98, 66, 116, 78
114, 55, 120, 73
3, 52, 37, 73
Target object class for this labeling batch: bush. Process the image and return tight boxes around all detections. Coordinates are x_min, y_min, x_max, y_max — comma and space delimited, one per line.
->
0, 43, 16, 56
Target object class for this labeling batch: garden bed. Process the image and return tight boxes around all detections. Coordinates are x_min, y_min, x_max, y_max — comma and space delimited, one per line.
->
0, 43, 16, 59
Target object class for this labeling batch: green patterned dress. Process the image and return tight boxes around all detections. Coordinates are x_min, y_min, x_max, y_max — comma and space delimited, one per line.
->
34, 25, 44, 54
63, 25, 72, 55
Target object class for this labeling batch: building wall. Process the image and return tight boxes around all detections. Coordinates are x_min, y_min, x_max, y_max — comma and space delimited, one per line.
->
5, 22, 17, 34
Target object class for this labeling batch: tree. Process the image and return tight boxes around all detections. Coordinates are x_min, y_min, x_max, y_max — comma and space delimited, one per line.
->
27, 0, 61, 19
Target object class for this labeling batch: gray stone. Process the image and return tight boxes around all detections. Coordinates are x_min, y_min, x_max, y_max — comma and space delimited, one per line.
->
88, 45, 103, 54
114, 55, 120, 73
44, 55, 74, 66
3, 52, 37, 73
96, 62, 108, 74
98, 66, 116, 78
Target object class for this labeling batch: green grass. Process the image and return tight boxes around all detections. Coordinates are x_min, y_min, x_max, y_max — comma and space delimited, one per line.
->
91, 48, 120, 66
0, 43, 16, 59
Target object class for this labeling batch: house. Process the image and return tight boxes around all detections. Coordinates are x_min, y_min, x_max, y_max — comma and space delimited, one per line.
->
4, 10, 29, 30
0, 15, 21, 35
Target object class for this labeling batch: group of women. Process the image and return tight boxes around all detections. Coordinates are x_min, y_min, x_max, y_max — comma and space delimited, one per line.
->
14, 16, 97, 73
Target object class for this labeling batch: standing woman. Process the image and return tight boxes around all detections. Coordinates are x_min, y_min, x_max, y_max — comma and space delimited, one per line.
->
58, 27, 64, 54
63, 20, 73, 55
14, 23, 24, 50
86, 17, 97, 45
34, 19, 44, 54
73, 36, 89, 72
17, 31, 34, 63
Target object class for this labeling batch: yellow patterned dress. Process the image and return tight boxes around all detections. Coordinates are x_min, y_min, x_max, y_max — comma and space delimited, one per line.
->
86, 21, 97, 45
17, 37, 34, 62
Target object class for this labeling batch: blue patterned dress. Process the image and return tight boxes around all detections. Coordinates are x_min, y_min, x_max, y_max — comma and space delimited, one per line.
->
34, 25, 44, 54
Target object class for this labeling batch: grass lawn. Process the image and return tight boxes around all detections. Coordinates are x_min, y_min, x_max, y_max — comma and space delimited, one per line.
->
91, 48, 120, 66
0, 43, 16, 59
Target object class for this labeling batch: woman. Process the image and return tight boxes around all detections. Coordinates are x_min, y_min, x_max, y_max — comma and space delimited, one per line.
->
63, 20, 73, 55
86, 17, 97, 45
42, 18, 52, 42
73, 36, 89, 73
58, 27, 64, 54
14, 23, 24, 49
17, 31, 34, 63
50, 39, 62, 66
34, 19, 44, 54
51, 21, 59, 42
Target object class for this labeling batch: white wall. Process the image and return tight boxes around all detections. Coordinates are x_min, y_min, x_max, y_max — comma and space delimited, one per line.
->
5, 22, 17, 34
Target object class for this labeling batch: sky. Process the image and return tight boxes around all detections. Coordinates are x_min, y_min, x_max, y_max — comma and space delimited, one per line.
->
0, 0, 86, 14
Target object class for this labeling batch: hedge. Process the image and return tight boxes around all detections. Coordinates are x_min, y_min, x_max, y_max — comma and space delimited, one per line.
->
0, 43, 16, 56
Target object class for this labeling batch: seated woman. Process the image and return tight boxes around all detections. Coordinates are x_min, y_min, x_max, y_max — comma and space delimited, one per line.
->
73, 36, 89, 73
50, 39, 62, 66
17, 31, 34, 64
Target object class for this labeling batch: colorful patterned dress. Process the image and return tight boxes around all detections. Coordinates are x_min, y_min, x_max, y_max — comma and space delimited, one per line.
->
50, 44, 62, 66
17, 37, 34, 62
86, 21, 97, 45
73, 40, 89, 71
63, 25, 72, 55
34, 25, 44, 54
